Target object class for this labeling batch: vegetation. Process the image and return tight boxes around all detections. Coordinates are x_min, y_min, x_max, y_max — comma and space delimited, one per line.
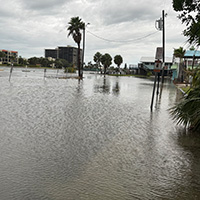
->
171, 1, 200, 132
181, 86, 191, 94
114, 55, 123, 74
67, 16, 85, 79
27, 57, 72, 69
173, 47, 186, 82
18, 56, 28, 66
93, 52, 102, 73
108, 74, 150, 78
170, 80, 200, 132
0, 51, 5, 58
100, 53, 112, 74
173, 0, 200, 46
64, 67, 76, 73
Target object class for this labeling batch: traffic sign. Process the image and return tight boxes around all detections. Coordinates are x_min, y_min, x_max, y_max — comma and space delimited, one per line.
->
154, 60, 162, 72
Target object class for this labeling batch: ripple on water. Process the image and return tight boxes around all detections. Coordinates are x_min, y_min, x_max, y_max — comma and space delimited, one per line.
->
0, 71, 200, 200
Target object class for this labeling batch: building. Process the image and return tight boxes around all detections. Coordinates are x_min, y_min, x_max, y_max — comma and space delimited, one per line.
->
0, 49, 18, 64
138, 56, 173, 76
183, 50, 200, 69
45, 49, 58, 59
171, 50, 200, 80
45, 46, 82, 67
139, 57, 173, 70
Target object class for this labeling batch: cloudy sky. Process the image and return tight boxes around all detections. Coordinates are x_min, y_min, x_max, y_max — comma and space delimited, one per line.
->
0, 0, 188, 65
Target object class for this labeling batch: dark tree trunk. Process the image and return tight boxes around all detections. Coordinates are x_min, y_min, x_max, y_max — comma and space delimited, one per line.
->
77, 43, 82, 79
178, 62, 184, 83
192, 55, 195, 70
104, 66, 107, 74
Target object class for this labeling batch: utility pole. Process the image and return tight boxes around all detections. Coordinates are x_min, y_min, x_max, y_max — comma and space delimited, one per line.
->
155, 10, 166, 83
161, 10, 165, 83
82, 22, 90, 79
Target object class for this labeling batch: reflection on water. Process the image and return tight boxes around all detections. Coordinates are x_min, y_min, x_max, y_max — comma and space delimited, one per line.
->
112, 81, 120, 96
0, 68, 200, 200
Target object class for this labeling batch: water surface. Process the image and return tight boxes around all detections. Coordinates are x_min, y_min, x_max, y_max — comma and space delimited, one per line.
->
0, 67, 200, 200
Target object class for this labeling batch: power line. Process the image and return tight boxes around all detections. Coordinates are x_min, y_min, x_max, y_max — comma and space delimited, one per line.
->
87, 30, 159, 43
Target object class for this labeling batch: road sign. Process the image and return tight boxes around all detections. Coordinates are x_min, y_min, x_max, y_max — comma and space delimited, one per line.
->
155, 47, 163, 60
154, 60, 162, 72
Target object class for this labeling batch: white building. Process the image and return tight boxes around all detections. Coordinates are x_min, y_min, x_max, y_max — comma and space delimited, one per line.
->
0, 49, 18, 64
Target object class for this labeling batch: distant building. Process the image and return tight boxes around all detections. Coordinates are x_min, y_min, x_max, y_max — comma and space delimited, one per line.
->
45, 46, 82, 67
184, 50, 200, 68
45, 49, 58, 59
0, 49, 18, 64
139, 57, 173, 70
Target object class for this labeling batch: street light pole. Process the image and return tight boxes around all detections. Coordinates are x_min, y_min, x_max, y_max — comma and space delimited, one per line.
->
81, 22, 90, 78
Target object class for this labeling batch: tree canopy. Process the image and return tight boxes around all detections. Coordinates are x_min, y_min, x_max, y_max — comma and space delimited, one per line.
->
94, 52, 102, 65
101, 53, 112, 74
173, 0, 200, 46
114, 55, 123, 68
67, 17, 85, 45
0, 51, 6, 58
173, 47, 185, 59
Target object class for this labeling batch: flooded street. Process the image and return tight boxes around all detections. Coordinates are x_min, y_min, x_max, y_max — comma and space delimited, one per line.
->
0, 67, 200, 200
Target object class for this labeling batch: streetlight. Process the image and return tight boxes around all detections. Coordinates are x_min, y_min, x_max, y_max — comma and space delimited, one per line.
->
81, 22, 90, 77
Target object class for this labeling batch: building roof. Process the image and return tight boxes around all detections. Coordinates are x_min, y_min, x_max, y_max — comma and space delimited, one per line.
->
140, 57, 172, 63
1, 49, 18, 53
184, 50, 200, 58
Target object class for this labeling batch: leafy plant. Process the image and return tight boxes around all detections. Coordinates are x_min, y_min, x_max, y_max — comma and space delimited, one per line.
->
170, 68, 200, 132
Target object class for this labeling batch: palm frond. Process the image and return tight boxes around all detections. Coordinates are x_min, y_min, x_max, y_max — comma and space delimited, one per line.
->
170, 96, 200, 131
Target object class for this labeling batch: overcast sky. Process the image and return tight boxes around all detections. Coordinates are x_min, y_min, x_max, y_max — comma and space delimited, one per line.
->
0, 0, 188, 66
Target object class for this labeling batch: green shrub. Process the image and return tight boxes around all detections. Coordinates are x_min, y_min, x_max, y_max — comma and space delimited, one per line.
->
65, 67, 76, 73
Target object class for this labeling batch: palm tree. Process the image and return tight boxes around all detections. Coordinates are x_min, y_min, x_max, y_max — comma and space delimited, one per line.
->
67, 17, 85, 79
173, 47, 186, 82
100, 53, 112, 74
93, 52, 102, 73
170, 67, 200, 132
170, 84, 200, 132
114, 55, 123, 74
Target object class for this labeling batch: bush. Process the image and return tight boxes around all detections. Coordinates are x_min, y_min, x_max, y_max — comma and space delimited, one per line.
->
65, 67, 76, 73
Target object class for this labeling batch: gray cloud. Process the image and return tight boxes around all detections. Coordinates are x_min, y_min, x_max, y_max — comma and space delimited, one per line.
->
20, 0, 71, 10
0, 0, 187, 64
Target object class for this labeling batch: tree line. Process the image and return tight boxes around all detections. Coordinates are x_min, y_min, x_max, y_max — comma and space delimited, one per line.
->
25, 57, 73, 68
93, 52, 123, 74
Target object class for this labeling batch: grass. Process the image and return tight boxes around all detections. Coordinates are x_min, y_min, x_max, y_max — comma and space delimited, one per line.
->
181, 86, 192, 94
108, 74, 150, 78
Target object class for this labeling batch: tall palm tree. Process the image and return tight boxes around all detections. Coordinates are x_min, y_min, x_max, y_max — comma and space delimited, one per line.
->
173, 47, 186, 82
114, 55, 123, 74
67, 17, 85, 79
101, 53, 112, 74
93, 52, 102, 73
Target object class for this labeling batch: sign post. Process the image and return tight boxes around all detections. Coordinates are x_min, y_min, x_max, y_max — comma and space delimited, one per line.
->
9, 64, 14, 82
150, 48, 163, 111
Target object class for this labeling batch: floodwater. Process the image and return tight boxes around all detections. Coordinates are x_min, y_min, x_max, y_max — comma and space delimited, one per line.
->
0, 67, 200, 200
